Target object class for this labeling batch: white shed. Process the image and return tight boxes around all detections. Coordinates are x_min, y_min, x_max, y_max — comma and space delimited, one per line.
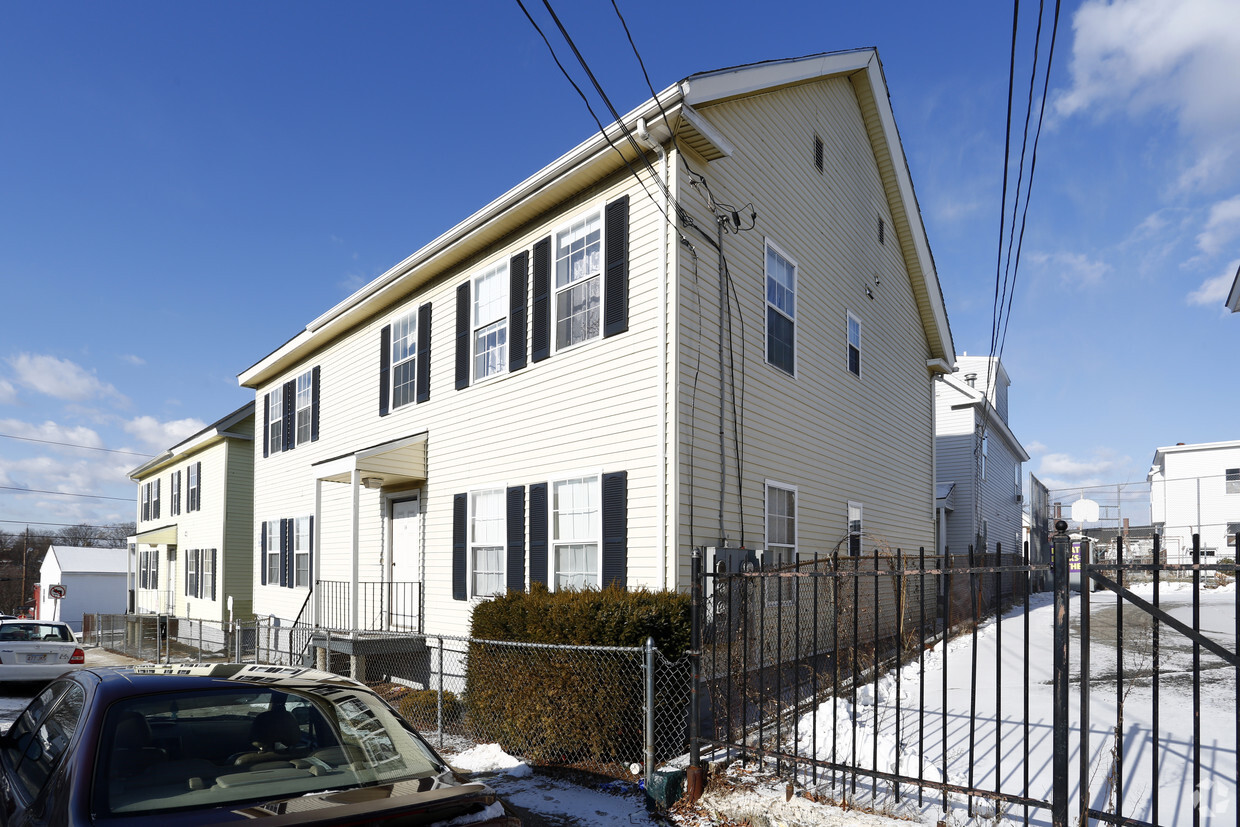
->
36, 545, 127, 632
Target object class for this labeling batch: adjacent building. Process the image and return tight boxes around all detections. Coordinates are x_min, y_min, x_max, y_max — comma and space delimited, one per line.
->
127, 403, 256, 623
35, 545, 127, 631
237, 48, 957, 638
1147, 439, 1240, 563
935, 355, 1029, 561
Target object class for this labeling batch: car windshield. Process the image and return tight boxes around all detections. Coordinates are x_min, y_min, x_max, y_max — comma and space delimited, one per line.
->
95, 683, 448, 816
0, 623, 73, 642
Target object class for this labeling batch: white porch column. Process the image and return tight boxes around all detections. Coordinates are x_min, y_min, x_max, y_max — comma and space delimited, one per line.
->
350, 468, 361, 632
313, 478, 323, 628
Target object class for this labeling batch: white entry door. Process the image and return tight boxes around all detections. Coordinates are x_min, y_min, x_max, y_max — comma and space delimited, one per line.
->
390, 496, 421, 630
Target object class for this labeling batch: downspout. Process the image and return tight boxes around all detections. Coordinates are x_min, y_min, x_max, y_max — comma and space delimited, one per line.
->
637, 118, 669, 591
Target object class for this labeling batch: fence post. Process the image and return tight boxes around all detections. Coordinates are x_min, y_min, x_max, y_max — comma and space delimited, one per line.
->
437, 637, 445, 750
644, 636, 655, 789
1051, 519, 1071, 827
687, 547, 704, 803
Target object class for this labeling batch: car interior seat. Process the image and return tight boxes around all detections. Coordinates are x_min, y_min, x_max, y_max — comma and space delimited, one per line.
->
233, 709, 309, 768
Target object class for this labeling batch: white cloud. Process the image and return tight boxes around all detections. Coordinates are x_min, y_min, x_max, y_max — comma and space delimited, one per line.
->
0, 379, 15, 405
1187, 258, 1240, 306
1025, 440, 1048, 456
0, 418, 105, 451
1037, 450, 1132, 489
1031, 251, 1111, 288
1195, 196, 1240, 256
7, 353, 127, 404
1056, 0, 1240, 192
122, 415, 205, 452
121, 354, 146, 366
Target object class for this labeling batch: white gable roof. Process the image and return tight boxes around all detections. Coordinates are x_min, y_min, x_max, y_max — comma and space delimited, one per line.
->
47, 545, 127, 575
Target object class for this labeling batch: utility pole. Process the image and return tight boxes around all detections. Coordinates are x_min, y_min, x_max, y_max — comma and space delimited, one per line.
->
21, 525, 29, 616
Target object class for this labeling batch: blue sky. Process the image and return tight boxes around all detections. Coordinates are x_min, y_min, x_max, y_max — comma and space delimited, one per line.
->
1, 0, 1237, 535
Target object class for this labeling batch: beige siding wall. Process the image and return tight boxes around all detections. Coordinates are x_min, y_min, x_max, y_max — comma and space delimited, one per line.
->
251, 171, 669, 633
672, 77, 936, 586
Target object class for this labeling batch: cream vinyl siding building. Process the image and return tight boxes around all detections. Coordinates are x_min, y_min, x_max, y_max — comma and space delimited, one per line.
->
239, 48, 955, 637
127, 403, 255, 623
934, 356, 1029, 562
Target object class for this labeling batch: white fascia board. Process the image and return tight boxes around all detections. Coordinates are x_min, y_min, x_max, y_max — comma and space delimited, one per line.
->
681, 49, 874, 106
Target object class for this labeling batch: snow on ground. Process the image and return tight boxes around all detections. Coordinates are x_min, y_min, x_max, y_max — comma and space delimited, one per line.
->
790, 584, 1237, 826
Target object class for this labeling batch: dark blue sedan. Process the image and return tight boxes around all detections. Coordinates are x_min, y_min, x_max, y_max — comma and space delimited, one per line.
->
0, 663, 519, 825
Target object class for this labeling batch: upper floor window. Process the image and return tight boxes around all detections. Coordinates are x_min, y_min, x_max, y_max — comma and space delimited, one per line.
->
187, 461, 201, 512
267, 385, 283, 455
847, 312, 861, 376
140, 483, 150, 522
473, 261, 509, 380
170, 470, 181, 517
294, 516, 312, 589
766, 241, 797, 375
470, 488, 505, 598
1227, 468, 1240, 495
295, 371, 314, 445
554, 211, 602, 350
390, 310, 418, 409
552, 474, 600, 590
981, 434, 989, 480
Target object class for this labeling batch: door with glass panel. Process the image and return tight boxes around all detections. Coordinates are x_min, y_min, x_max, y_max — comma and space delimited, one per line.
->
389, 496, 421, 631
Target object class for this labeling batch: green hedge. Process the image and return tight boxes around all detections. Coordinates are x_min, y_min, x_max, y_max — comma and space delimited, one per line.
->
464, 585, 690, 764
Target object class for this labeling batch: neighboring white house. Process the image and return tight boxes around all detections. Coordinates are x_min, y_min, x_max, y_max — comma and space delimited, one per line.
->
935, 355, 1029, 562
127, 403, 255, 623
237, 48, 957, 640
36, 545, 127, 632
1147, 439, 1240, 564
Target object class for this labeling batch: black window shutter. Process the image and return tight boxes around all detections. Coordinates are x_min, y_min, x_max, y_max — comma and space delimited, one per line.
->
529, 483, 548, 587
531, 237, 551, 362
308, 515, 314, 588
416, 302, 432, 403
509, 251, 529, 372
604, 196, 630, 338
197, 461, 203, 512
154, 479, 160, 520
263, 394, 270, 457
280, 518, 290, 588
601, 471, 628, 589
455, 281, 471, 390
260, 522, 268, 586
210, 549, 217, 601
452, 493, 467, 601
282, 380, 295, 452
310, 366, 321, 442
506, 486, 525, 593
379, 325, 391, 417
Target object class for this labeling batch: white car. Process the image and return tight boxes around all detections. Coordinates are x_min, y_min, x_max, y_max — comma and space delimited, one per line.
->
0, 620, 85, 682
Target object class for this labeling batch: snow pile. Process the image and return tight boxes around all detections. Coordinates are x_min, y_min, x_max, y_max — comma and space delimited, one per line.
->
449, 743, 533, 778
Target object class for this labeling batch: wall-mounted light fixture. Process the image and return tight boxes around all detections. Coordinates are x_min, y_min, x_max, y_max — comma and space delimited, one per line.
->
362, 477, 384, 490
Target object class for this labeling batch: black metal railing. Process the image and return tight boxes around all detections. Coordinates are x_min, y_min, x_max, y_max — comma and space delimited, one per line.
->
314, 580, 421, 633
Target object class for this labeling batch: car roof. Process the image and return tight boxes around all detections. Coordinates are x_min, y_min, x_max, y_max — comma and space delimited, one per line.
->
0, 619, 71, 627
79, 663, 370, 703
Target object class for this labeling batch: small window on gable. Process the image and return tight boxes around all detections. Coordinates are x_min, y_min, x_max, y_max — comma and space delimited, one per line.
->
473, 261, 509, 381
878, 215, 885, 245
554, 210, 602, 351
1227, 468, 1240, 495
847, 312, 861, 377
391, 310, 418, 410
813, 135, 824, 172
765, 240, 796, 375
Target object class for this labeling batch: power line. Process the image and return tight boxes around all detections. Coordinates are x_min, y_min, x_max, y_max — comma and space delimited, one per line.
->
0, 431, 154, 459
0, 485, 132, 503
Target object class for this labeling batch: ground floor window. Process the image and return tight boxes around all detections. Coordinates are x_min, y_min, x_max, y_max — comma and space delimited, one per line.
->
470, 489, 505, 597
552, 474, 600, 590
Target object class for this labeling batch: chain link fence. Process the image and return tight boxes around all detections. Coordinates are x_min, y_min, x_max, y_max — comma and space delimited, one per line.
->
85, 613, 693, 776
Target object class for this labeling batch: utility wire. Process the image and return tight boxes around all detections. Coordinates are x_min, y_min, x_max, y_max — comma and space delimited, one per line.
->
0, 485, 132, 503
0, 432, 153, 459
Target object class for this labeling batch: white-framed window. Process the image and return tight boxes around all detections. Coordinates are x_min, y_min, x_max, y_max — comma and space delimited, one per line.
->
1227, 523, 1238, 548
151, 479, 160, 521
265, 519, 282, 586
1015, 463, 1022, 499
186, 549, 198, 598
267, 385, 284, 455
848, 502, 863, 557
138, 549, 159, 590
170, 471, 181, 517
981, 433, 989, 480
552, 474, 601, 590
765, 482, 797, 602
390, 310, 418, 409
294, 516, 312, 589
473, 261, 509, 380
140, 483, 151, 522
187, 462, 201, 512
469, 488, 505, 598
847, 312, 861, 376
554, 209, 603, 350
201, 549, 215, 599
1226, 468, 1240, 495
295, 370, 314, 446
765, 240, 797, 375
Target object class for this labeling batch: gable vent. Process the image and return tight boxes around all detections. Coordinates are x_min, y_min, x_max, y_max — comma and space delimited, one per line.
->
878, 216, 885, 245
813, 136, 823, 172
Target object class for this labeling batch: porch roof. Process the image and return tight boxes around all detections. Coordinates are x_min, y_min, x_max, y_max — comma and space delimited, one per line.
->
312, 432, 428, 488
130, 524, 178, 545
